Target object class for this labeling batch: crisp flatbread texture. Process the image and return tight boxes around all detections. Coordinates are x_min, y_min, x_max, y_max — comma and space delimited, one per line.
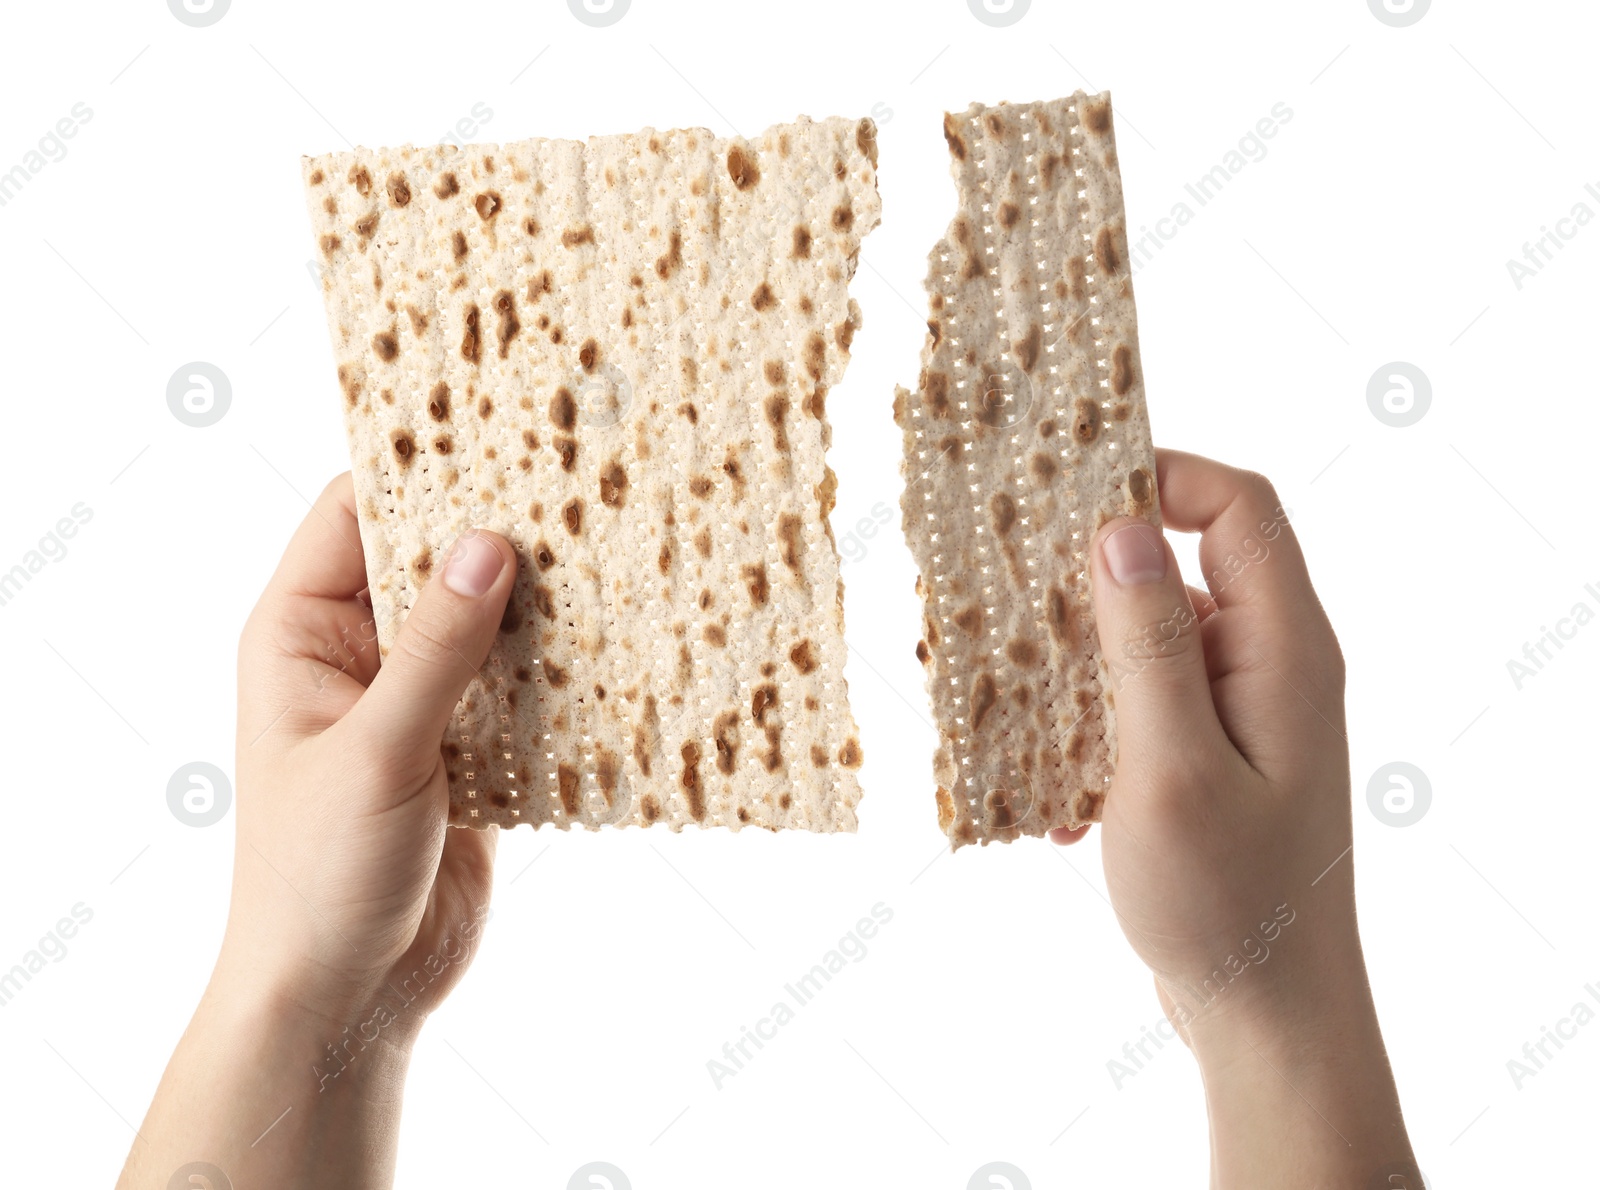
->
893, 93, 1160, 848
304, 116, 879, 831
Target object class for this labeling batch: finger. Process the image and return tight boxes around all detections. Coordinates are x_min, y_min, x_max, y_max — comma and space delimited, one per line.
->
437, 820, 497, 906
239, 476, 384, 747
258, 596, 385, 682
262, 473, 369, 602
1154, 451, 1344, 746
235, 593, 385, 751
1151, 976, 1194, 1050
1186, 584, 1218, 624
343, 530, 516, 773
1090, 517, 1222, 759
1153, 450, 1317, 618
1049, 824, 1092, 845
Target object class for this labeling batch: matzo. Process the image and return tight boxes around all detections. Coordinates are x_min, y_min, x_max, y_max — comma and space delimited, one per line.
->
892, 93, 1160, 849
304, 116, 879, 831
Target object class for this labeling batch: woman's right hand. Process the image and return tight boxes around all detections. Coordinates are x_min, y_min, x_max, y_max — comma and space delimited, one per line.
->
1057, 450, 1417, 1186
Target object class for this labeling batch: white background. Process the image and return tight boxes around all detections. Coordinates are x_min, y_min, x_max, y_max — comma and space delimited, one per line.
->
0, 1, 1595, 1186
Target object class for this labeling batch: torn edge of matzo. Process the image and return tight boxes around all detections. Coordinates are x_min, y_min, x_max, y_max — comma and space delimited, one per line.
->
891, 93, 1159, 849
302, 115, 881, 832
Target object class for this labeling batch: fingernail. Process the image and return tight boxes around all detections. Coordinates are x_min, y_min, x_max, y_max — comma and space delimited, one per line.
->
443, 532, 503, 597
1102, 522, 1167, 585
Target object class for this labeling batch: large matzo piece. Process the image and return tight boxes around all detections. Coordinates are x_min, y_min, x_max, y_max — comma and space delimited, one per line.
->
893, 93, 1160, 849
304, 116, 879, 831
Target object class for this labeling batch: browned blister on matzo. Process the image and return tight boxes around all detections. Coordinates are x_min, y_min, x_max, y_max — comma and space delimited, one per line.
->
304, 116, 879, 830
893, 93, 1159, 849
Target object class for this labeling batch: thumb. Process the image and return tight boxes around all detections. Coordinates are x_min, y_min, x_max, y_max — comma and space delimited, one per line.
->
1090, 518, 1218, 758
347, 529, 516, 769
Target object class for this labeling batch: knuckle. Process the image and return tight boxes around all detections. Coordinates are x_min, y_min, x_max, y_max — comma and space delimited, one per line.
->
392, 610, 461, 671
1266, 617, 1345, 701
1315, 621, 1347, 688
1110, 598, 1203, 674
1238, 465, 1274, 490
1238, 467, 1288, 519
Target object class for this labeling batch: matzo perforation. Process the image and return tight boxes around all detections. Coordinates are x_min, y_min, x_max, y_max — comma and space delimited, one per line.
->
304, 116, 879, 831
892, 93, 1160, 849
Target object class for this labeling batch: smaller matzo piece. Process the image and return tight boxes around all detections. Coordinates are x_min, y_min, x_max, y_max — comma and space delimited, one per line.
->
304, 116, 879, 832
893, 93, 1160, 849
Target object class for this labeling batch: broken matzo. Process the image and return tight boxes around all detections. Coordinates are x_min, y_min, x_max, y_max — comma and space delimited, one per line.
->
893, 93, 1160, 849
304, 116, 880, 831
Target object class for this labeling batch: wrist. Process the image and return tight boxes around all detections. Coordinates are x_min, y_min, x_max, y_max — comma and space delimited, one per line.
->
1181, 959, 1375, 1069
208, 944, 426, 1072
1172, 949, 1416, 1183
1154, 895, 1371, 1064
119, 949, 416, 1188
